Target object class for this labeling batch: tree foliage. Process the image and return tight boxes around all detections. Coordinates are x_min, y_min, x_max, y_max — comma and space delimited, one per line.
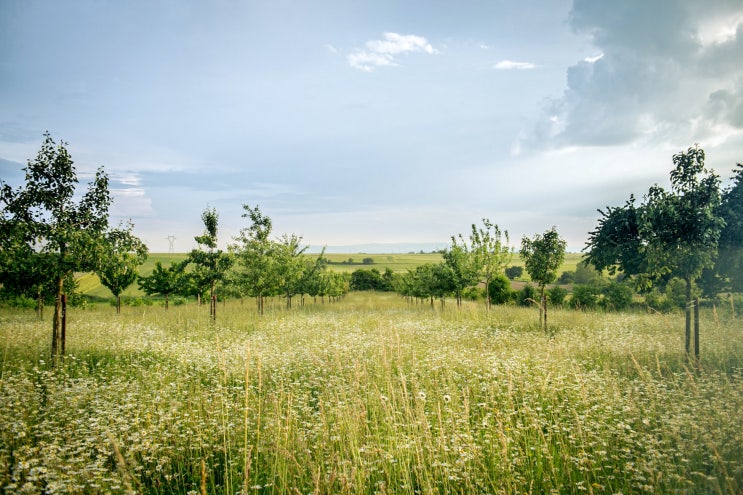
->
520, 227, 567, 331
188, 207, 232, 318
0, 133, 113, 361
96, 222, 148, 313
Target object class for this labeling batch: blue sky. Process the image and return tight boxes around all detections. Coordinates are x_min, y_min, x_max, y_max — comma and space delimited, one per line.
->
1, 0, 742, 253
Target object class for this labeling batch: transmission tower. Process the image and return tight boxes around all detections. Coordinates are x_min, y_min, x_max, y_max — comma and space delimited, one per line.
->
166, 235, 176, 253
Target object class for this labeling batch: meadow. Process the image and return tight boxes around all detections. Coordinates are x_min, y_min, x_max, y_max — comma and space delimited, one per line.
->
1, 293, 742, 494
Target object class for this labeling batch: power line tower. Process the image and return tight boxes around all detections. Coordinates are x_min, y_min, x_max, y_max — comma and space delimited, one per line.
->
166, 235, 176, 253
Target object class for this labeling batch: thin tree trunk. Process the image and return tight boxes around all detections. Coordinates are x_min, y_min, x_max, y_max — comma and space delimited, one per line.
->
52, 276, 63, 363
116, 294, 121, 314
685, 279, 692, 355
694, 297, 700, 360
60, 294, 67, 357
539, 285, 546, 329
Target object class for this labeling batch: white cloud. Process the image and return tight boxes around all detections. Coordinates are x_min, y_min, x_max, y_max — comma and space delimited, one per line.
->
522, 0, 743, 151
494, 60, 536, 70
347, 32, 437, 72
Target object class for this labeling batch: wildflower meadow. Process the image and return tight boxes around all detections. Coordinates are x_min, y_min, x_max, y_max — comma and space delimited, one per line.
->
1, 293, 742, 494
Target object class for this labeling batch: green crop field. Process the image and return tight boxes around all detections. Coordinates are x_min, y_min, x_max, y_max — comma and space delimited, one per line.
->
1, 293, 741, 494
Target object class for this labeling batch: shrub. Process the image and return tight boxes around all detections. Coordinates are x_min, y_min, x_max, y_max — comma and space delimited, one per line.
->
547, 286, 568, 306
558, 271, 575, 284
571, 285, 600, 310
516, 285, 538, 307
601, 281, 633, 311
488, 274, 513, 304
462, 287, 484, 301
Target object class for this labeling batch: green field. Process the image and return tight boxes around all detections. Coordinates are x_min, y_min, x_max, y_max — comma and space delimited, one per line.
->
1, 293, 741, 494
77, 252, 585, 300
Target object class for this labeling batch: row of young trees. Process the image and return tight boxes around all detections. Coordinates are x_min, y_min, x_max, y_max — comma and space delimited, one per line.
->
137, 205, 350, 316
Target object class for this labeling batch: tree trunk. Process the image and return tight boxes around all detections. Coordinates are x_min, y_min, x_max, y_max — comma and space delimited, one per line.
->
694, 297, 700, 360
116, 294, 121, 314
60, 294, 67, 357
685, 278, 692, 355
51, 276, 63, 363
165, 293, 169, 310
539, 285, 546, 329
36, 287, 44, 321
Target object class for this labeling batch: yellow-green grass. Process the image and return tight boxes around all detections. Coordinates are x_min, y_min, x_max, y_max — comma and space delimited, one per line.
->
1, 294, 741, 494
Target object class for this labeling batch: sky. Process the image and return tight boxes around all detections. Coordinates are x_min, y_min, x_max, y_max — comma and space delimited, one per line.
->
1, 0, 742, 253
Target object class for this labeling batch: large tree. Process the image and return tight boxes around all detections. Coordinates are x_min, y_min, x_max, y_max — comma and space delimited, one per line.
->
715, 163, 743, 293
520, 227, 567, 332
96, 222, 148, 313
584, 146, 725, 357
0, 133, 112, 362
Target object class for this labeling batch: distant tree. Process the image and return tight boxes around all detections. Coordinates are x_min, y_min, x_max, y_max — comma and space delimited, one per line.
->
520, 227, 567, 331
600, 280, 633, 311
188, 207, 233, 320
96, 223, 148, 313
232, 205, 275, 315
350, 268, 384, 291
558, 271, 575, 284
137, 261, 186, 309
504, 265, 524, 280
362, 257, 374, 265
469, 219, 513, 310
0, 133, 112, 363
442, 236, 479, 306
274, 233, 308, 308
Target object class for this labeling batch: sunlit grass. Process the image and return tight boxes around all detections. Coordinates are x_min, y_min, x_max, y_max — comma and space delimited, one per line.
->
1, 293, 741, 494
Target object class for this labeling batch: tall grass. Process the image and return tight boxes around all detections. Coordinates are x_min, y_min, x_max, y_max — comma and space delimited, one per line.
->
1, 294, 741, 494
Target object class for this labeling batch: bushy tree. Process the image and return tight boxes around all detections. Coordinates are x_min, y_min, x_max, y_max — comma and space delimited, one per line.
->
487, 274, 513, 305
96, 223, 148, 313
520, 227, 567, 331
442, 238, 478, 306
469, 219, 513, 310
137, 261, 186, 309
232, 205, 275, 315
505, 265, 524, 280
0, 133, 112, 362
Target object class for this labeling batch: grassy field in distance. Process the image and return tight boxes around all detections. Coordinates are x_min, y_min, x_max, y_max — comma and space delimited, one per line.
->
77, 251, 586, 300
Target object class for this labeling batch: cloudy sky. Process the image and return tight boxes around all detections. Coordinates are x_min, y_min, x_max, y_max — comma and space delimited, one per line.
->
1, 0, 742, 252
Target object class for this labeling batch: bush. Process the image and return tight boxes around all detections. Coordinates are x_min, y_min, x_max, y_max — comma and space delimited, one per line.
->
548, 286, 568, 306
571, 285, 600, 310
462, 287, 484, 301
516, 285, 538, 307
505, 266, 523, 280
488, 274, 513, 304
558, 271, 575, 284
601, 281, 633, 311
4, 295, 37, 309
574, 263, 601, 285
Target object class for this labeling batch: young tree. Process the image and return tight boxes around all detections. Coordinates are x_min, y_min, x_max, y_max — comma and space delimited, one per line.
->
273, 233, 308, 308
0, 133, 112, 363
469, 219, 513, 310
96, 223, 148, 313
137, 261, 186, 309
520, 227, 567, 332
188, 207, 233, 320
442, 236, 479, 306
232, 205, 276, 315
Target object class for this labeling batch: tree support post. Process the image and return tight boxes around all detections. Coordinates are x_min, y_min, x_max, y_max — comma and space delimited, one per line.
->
61, 294, 67, 357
